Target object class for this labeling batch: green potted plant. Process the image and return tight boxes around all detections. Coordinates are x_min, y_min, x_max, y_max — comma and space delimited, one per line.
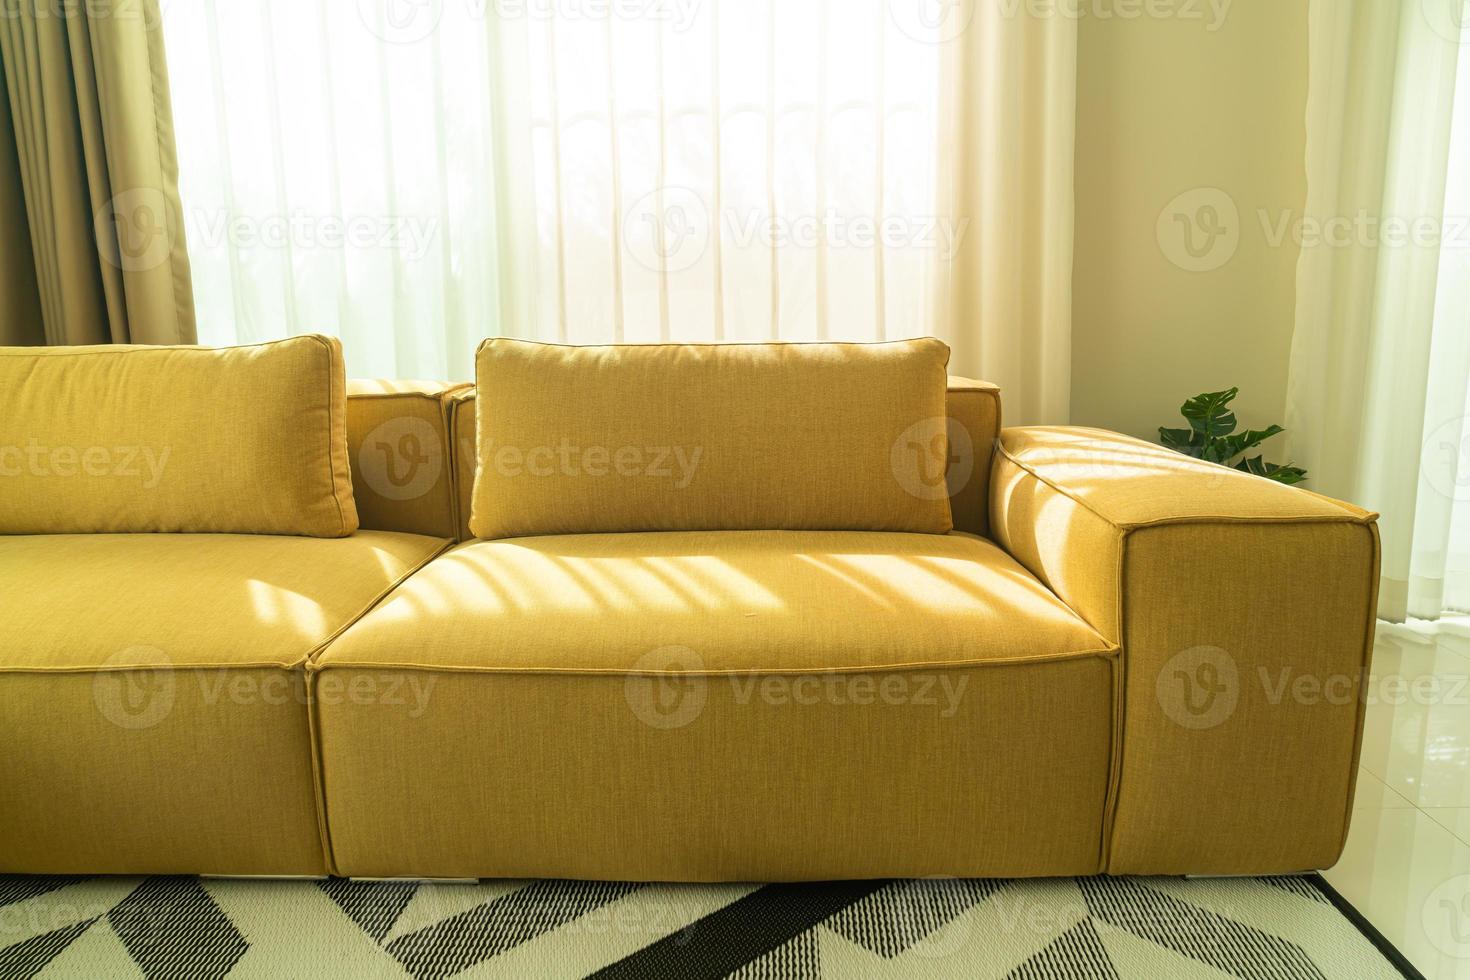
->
1159, 387, 1307, 485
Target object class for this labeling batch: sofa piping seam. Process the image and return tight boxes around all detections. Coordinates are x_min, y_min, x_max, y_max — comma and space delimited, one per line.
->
301, 538, 457, 667
309, 335, 351, 537
307, 644, 1121, 676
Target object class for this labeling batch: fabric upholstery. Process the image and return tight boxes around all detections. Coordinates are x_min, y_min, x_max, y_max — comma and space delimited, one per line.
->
346, 380, 467, 538
0, 530, 448, 874
0, 336, 357, 536
0, 0, 195, 346
990, 425, 1380, 875
315, 530, 1115, 879
470, 338, 954, 539
449, 377, 999, 542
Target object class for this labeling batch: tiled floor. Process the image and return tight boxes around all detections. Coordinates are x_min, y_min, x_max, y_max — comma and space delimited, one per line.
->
1326, 618, 1470, 978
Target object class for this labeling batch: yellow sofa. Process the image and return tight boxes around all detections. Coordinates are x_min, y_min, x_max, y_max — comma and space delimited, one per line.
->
0, 347, 1379, 881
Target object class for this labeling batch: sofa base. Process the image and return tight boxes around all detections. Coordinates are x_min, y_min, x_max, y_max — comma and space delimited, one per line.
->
316, 661, 1116, 881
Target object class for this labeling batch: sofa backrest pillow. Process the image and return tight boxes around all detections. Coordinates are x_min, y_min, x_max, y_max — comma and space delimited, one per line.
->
0, 335, 358, 536
470, 337, 954, 539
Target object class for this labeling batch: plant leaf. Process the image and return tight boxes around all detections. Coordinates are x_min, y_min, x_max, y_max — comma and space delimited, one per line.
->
1180, 388, 1239, 439
1217, 424, 1285, 460
1159, 426, 1205, 456
1234, 455, 1308, 485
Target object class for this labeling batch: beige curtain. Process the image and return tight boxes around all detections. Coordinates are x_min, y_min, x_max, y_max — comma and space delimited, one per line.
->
0, 0, 194, 346
1283, 0, 1467, 621
159, 0, 1075, 414
939, 5, 1076, 425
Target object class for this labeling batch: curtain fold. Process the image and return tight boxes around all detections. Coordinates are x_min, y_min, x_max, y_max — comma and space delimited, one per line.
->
939, 4, 1076, 425
162, 0, 1075, 412
0, 63, 43, 345
0, 0, 195, 346
1284, 0, 1470, 621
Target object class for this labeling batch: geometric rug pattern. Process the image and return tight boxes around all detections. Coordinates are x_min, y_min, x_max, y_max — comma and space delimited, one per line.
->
0, 873, 1409, 978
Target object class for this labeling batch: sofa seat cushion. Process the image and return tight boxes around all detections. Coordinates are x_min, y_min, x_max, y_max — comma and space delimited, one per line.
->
0, 531, 447, 875
316, 531, 1117, 880
0, 531, 447, 671
320, 530, 1111, 673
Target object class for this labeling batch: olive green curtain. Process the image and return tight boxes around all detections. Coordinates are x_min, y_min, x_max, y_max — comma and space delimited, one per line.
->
0, 0, 194, 346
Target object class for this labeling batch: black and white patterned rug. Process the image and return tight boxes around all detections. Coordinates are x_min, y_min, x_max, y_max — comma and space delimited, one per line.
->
0, 874, 1413, 979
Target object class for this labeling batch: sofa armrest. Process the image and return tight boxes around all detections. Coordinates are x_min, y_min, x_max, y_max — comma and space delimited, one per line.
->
990, 426, 1380, 875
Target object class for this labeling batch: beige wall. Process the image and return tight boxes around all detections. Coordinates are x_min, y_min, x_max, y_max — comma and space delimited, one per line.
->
1071, 0, 1308, 440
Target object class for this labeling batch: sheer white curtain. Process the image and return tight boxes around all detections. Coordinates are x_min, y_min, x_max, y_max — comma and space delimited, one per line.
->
161, 0, 1075, 421
1284, 0, 1470, 621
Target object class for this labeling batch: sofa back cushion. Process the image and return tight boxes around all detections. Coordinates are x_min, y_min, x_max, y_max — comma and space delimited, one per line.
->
0, 335, 358, 536
470, 338, 956, 538
450, 376, 1000, 542
346, 379, 465, 538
